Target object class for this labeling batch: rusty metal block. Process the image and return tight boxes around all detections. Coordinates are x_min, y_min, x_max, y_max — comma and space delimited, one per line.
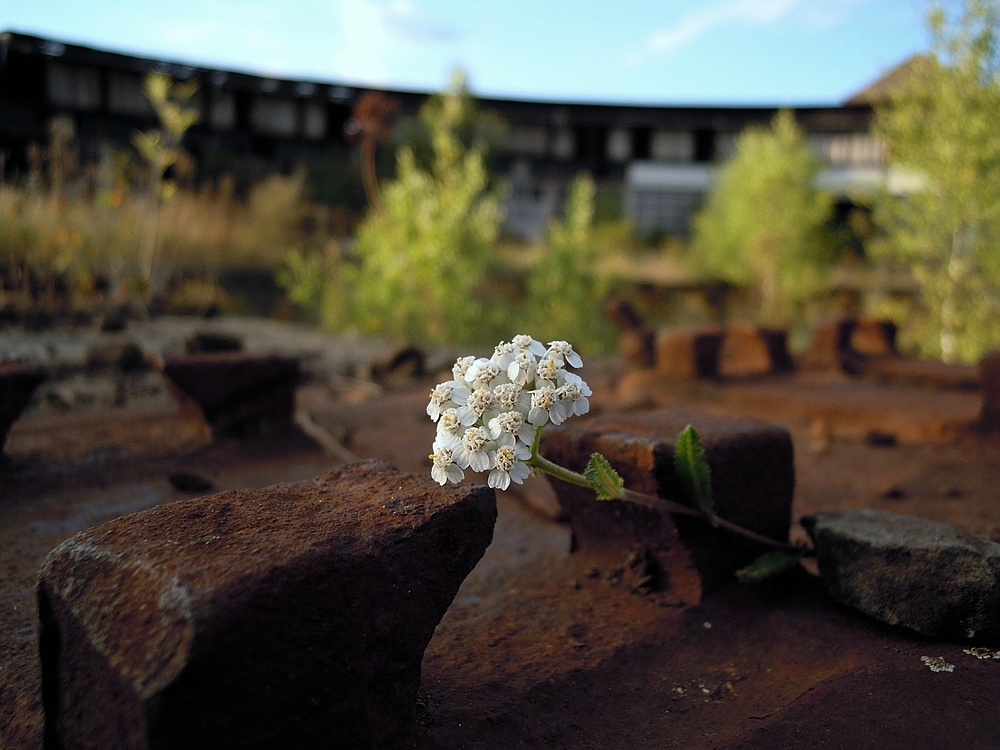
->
540, 407, 794, 596
162, 353, 299, 438
38, 460, 496, 750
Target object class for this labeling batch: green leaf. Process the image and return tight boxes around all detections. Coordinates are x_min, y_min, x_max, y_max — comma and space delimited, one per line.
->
674, 425, 714, 522
735, 551, 802, 582
584, 452, 624, 501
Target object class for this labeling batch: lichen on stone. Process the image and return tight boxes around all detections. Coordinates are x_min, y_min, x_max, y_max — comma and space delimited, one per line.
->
920, 656, 955, 673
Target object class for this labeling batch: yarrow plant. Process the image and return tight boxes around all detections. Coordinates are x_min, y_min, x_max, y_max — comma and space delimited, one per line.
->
428, 335, 591, 490
429, 335, 805, 579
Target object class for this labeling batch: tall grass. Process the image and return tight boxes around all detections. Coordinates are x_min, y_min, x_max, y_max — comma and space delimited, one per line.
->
0, 141, 338, 315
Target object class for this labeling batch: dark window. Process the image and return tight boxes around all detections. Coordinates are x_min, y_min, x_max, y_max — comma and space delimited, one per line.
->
632, 127, 651, 160
574, 126, 607, 166
694, 129, 714, 162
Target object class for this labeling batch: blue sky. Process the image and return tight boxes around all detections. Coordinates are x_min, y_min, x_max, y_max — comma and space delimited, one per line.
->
2, 0, 929, 105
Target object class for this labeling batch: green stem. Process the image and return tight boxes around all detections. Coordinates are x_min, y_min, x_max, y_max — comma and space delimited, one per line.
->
528, 438, 799, 553
528, 451, 593, 490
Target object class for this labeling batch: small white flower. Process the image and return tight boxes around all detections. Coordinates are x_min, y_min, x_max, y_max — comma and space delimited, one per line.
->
452, 356, 477, 385
507, 350, 537, 386
488, 410, 536, 446
430, 338, 590, 488
488, 442, 532, 490
556, 372, 592, 417
491, 341, 517, 370
457, 387, 496, 425
528, 385, 568, 426
546, 340, 583, 369
535, 356, 565, 387
430, 444, 465, 485
466, 359, 502, 390
436, 408, 464, 447
493, 382, 528, 413
427, 381, 470, 422
512, 334, 547, 357
454, 426, 495, 471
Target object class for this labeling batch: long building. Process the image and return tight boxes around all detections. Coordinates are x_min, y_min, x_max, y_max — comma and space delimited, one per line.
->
0, 30, 886, 240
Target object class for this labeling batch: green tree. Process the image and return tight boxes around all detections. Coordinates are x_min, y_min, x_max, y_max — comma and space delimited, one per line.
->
133, 73, 199, 295
286, 72, 505, 345
527, 173, 615, 352
873, 0, 1000, 363
691, 110, 834, 324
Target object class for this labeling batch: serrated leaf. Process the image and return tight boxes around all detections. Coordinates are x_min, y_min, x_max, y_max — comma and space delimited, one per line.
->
584, 452, 624, 501
674, 425, 714, 522
735, 551, 801, 582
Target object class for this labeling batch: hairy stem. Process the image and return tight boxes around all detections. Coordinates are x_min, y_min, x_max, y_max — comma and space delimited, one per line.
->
528, 446, 800, 553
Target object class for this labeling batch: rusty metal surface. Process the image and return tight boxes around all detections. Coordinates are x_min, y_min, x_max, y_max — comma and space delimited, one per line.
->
3, 324, 1000, 748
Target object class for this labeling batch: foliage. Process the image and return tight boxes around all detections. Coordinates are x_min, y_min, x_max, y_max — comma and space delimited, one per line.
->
0, 136, 325, 314
526, 173, 616, 352
871, 0, 1000, 363
133, 73, 201, 294
585, 452, 625, 500
391, 83, 506, 176
691, 110, 835, 324
735, 551, 802, 582
673, 424, 714, 523
132, 73, 199, 180
294, 72, 507, 345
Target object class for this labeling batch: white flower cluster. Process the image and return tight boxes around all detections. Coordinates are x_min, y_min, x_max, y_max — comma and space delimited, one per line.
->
428, 335, 592, 490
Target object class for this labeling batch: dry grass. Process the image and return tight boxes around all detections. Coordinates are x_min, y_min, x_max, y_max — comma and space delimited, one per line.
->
0, 161, 340, 314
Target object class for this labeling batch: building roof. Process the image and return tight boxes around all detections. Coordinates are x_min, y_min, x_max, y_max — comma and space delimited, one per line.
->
844, 55, 933, 106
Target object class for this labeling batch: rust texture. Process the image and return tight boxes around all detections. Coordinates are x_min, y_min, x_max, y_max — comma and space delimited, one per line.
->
161, 353, 299, 437
0, 362, 46, 457
540, 407, 794, 596
655, 325, 724, 380
38, 460, 496, 750
979, 351, 1000, 428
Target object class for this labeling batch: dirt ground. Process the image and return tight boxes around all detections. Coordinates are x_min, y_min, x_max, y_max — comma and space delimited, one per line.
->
3, 320, 1000, 749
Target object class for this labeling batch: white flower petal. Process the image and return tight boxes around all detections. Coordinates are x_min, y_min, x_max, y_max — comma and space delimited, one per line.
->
452, 445, 472, 469
528, 406, 548, 426
510, 462, 531, 484
469, 451, 492, 472
548, 402, 568, 425
488, 469, 511, 490
435, 430, 462, 450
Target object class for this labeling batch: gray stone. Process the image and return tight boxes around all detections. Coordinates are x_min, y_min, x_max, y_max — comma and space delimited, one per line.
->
802, 509, 1000, 638
38, 460, 496, 750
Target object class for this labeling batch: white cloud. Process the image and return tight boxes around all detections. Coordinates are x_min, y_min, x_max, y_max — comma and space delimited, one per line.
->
331, 0, 394, 84
798, 0, 870, 30
624, 0, 865, 66
382, 0, 459, 44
